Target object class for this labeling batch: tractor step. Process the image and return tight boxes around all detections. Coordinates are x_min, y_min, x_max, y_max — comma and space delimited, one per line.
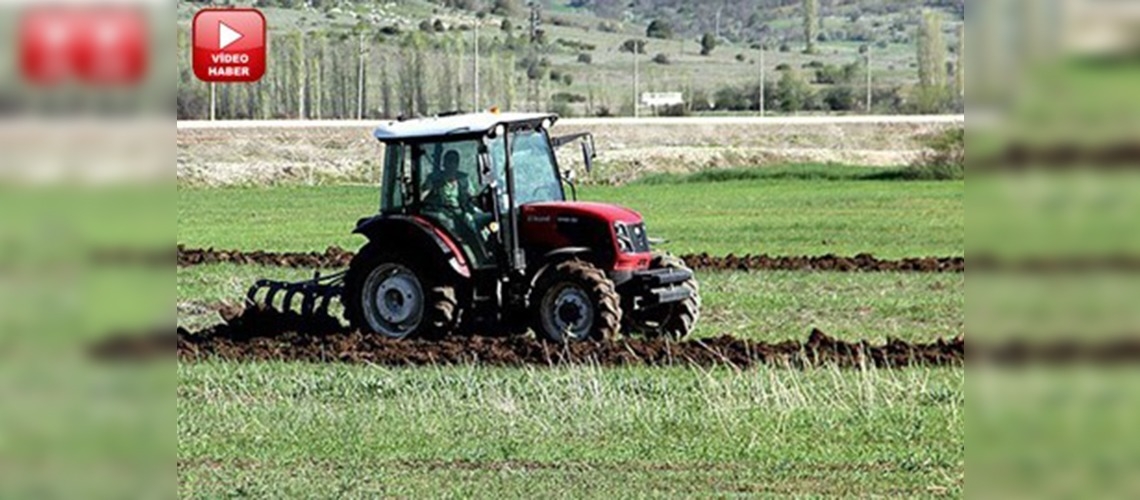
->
644, 285, 693, 308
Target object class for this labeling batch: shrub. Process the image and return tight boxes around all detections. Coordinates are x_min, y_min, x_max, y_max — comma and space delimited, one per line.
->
906, 128, 964, 179
577, 53, 592, 64
652, 53, 670, 65
778, 43, 791, 52
552, 92, 587, 103
433, 19, 446, 32
775, 63, 791, 71
500, 19, 512, 32
598, 21, 619, 33
646, 19, 673, 39
549, 101, 575, 117
735, 53, 745, 62
699, 33, 716, 56
655, 103, 688, 116
620, 39, 647, 54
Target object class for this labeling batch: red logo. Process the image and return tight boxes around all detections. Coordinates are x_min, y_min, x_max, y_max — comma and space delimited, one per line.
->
19, 6, 147, 86
192, 9, 265, 83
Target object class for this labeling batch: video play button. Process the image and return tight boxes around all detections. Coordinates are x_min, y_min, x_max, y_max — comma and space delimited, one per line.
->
218, 21, 243, 50
192, 8, 265, 82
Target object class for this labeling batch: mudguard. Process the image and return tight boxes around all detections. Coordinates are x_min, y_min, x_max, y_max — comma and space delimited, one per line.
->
353, 214, 471, 278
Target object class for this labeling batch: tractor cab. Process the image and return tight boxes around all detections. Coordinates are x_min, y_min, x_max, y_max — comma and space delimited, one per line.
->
336, 112, 700, 342
373, 113, 570, 271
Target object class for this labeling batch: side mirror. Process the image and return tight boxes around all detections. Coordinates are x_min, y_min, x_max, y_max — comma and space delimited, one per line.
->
580, 140, 595, 173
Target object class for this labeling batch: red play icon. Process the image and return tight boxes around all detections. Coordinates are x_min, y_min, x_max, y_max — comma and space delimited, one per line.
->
19, 6, 148, 86
192, 9, 265, 83
73, 7, 148, 85
19, 7, 80, 85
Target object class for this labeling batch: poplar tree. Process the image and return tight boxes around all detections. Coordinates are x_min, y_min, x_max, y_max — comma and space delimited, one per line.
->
803, 0, 819, 54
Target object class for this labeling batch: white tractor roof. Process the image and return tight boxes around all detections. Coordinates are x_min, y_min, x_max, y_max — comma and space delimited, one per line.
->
372, 112, 557, 142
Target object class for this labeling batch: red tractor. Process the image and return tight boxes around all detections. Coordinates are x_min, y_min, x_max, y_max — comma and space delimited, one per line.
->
248, 112, 699, 342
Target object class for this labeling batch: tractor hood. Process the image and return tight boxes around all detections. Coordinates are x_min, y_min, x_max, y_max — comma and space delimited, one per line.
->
522, 201, 643, 224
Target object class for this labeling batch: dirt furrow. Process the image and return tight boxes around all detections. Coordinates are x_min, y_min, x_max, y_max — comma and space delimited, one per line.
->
174, 245, 965, 273
97, 306, 963, 368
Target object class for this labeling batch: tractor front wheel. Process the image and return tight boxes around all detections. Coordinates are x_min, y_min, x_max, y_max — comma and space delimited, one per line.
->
532, 260, 622, 343
343, 247, 460, 340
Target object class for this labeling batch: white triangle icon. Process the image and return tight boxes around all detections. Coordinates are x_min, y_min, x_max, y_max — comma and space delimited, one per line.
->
218, 21, 243, 50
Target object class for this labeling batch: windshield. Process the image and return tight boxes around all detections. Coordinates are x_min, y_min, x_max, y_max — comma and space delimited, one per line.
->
490, 129, 563, 206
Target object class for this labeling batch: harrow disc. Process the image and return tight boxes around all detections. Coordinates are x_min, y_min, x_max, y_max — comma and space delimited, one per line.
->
246, 271, 346, 317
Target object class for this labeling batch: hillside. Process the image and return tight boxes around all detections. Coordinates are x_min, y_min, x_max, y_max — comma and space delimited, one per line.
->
176, 0, 963, 120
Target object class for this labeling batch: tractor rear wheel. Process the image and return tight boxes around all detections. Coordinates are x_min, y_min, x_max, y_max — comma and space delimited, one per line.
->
624, 253, 700, 340
343, 246, 460, 340
532, 260, 622, 343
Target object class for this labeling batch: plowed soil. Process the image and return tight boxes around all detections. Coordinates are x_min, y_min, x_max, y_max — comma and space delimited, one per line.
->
158, 306, 963, 368
175, 245, 965, 273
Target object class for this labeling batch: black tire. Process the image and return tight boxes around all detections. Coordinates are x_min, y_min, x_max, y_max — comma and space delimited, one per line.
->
342, 245, 460, 339
624, 253, 700, 340
532, 259, 622, 342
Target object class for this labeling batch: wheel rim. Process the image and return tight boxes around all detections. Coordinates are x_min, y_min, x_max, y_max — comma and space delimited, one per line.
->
541, 284, 594, 342
361, 263, 424, 339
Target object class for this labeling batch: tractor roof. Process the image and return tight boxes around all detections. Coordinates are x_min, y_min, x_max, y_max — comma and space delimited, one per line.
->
372, 112, 557, 142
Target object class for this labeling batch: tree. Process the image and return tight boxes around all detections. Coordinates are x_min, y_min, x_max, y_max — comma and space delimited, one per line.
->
699, 33, 716, 56
646, 19, 673, 39
775, 68, 814, 113
955, 24, 964, 100
917, 10, 946, 89
803, 0, 819, 54
490, 0, 519, 17
915, 10, 949, 112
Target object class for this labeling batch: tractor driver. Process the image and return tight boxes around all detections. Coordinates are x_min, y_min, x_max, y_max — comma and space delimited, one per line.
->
422, 150, 473, 210
421, 149, 495, 263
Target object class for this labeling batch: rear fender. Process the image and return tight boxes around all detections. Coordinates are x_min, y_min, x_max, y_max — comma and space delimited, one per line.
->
353, 215, 471, 278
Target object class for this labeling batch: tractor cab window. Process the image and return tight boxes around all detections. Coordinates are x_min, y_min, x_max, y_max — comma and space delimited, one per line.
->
488, 129, 564, 207
380, 143, 408, 213
409, 139, 496, 267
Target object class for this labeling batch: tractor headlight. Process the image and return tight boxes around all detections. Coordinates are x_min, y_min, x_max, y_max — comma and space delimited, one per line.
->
614, 222, 634, 253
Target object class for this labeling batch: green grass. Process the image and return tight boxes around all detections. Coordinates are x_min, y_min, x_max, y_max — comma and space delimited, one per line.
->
179, 363, 963, 498
178, 174, 963, 257
179, 264, 962, 343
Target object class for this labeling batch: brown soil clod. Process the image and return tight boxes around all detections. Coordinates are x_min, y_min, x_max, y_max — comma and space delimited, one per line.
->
163, 306, 965, 369
175, 245, 965, 273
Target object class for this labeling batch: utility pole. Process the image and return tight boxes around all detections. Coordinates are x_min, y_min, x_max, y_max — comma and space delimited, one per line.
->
357, 30, 365, 119
865, 46, 872, 113
758, 42, 765, 117
715, 7, 722, 41
474, 16, 480, 111
633, 43, 639, 118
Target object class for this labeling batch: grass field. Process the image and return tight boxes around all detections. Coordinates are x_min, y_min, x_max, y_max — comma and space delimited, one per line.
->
179, 364, 962, 497
178, 170, 963, 496
178, 169, 963, 258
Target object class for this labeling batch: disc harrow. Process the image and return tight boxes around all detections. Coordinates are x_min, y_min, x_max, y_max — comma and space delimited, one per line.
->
245, 270, 346, 317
